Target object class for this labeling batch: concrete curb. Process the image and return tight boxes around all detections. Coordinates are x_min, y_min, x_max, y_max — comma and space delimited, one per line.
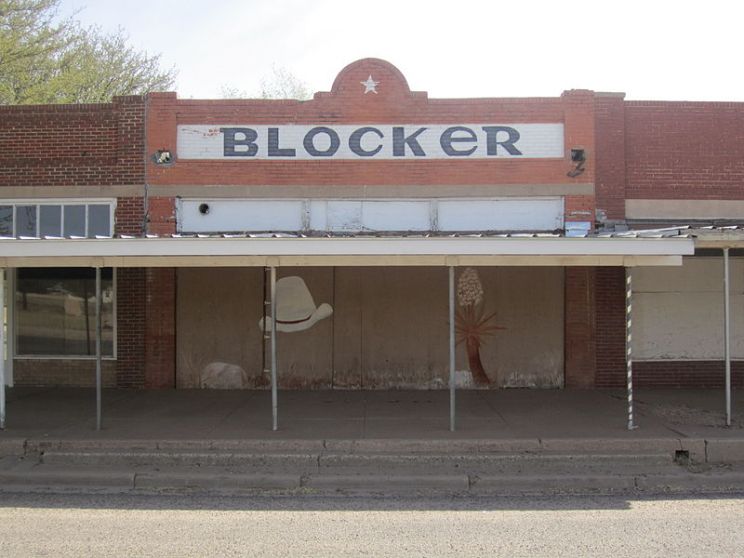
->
303, 474, 471, 491
0, 468, 135, 489
470, 474, 639, 493
134, 471, 300, 490
539, 438, 709, 464
11, 437, 723, 457
0, 438, 27, 456
634, 471, 744, 493
539, 437, 697, 453
40, 450, 320, 469
705, 439, 744, 463
323, 439, 544, 454
2, 466, 744, 496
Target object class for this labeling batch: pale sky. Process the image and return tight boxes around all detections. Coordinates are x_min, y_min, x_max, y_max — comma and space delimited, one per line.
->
58, 0, 744, 101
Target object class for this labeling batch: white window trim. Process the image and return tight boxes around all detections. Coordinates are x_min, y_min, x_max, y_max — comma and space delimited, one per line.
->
1, 198, 118, 360
0, 198, 116, 238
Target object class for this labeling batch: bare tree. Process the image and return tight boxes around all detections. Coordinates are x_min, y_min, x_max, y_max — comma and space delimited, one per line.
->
220, 65, 310, 100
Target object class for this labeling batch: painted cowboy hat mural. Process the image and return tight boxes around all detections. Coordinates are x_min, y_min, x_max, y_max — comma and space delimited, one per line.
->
259, 276, 333, 333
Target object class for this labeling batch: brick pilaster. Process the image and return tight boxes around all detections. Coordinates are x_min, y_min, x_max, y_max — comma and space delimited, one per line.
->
144, 268, 176, 388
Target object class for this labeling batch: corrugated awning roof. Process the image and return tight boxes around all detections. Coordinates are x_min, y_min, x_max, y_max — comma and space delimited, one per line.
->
0, 227, 695, 240
600, 225, 744, 246
3, 223, 741, 241
0, 232, 694, 268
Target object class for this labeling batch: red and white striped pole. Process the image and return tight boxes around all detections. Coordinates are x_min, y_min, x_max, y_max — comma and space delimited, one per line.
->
626, 268, 637, 431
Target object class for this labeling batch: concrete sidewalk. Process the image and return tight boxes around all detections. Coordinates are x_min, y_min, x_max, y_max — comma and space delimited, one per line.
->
1, 387, 743, 441
1, 387, 743, 495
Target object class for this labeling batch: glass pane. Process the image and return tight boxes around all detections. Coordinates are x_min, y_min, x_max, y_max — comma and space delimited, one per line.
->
0, 206, 12, 236
39, 205, 62, 237
63, 205, 85, 237
16, 268, 115, 357
16, 205, 37, 237
88, 205, 111, 237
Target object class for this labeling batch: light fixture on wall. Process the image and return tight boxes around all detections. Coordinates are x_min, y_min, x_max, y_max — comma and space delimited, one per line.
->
153, 149, 173, 165
198, 203, 210, 215
567, 148, 586, 178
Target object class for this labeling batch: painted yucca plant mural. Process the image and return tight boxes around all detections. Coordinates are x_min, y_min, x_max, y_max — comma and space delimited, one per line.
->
455, 267, 505, 386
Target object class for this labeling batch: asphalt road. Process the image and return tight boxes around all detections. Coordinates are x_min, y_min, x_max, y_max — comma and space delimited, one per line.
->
1, 492, 743, 557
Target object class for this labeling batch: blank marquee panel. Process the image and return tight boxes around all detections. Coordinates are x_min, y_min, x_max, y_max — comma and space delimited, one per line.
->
178, 198, 564, 233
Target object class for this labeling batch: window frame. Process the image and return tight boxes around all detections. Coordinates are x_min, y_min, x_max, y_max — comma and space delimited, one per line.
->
0, 198, 116, 238
1, 198, 119, 360
12, 268, 118, 361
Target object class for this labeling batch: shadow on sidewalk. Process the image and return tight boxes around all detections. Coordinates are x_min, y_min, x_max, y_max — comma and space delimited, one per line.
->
2, 387, 741, 441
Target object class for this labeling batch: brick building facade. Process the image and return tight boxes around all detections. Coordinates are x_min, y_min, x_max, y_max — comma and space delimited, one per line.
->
1, 58, 742, 390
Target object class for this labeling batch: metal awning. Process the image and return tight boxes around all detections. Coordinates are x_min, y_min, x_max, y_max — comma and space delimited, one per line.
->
687, 226, 744, 248
0, 229, 702, 433
604, 224, 744, 248
0, 235, 694, 267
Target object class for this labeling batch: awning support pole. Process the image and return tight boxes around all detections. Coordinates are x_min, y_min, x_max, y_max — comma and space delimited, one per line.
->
724, 248, 732, 427
449, 266, 456, 432
270, 266, 278, 432
626, 268, 637, 430
95, 267, 102, 431
0, 269, 5, 430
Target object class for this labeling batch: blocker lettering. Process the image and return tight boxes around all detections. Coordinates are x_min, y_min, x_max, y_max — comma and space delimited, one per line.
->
198, 123, 549, 159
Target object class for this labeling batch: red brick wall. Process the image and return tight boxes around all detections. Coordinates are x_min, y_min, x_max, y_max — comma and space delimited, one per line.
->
595, 267, 627, 388
114, 190, 174, 389
633, 361, 744, 388
594, 94, 626, 220
591, 266, 744, 389
0, 96, 145, 187
591, 99, 744, 389
115, 268, 146, 388
586, 268, 728, 389
144, 268, 176, 388
9, 69, 744, 392
115, 265, 177, 390
562, 89, 596, 225
565, 195, 596, 225
146, 196, 177, 235
14, 360, 117, 388
625, 101, 744, 200
146, 60, 594, 190
113, 195, 146, 387
145, 60, 597, 392
0, 97, 150, 388
115, 196, 145, 235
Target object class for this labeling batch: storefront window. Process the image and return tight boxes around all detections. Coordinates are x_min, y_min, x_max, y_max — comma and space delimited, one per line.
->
16, 268, 115, 357
39, 205, 62, 237
16, 205, 37, 237
88, 204, 111, 237
0, 206, 13, 236
63, 205, 86, 236
0, 202, 112, 238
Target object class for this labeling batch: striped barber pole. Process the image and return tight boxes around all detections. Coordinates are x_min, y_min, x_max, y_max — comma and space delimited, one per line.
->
626, 268, 637, 430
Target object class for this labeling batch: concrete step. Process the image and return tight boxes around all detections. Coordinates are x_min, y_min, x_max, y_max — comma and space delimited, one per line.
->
15, 435, 711, 476
37, 449, 676, 475
2, 463, 743, 496
20, 437, 703, 456
317, 452, 674, 474
39, 450, 320, 469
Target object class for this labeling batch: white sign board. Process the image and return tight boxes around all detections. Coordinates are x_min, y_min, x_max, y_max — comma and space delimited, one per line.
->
178, 198, 564, 233
177, 123, 564, 160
